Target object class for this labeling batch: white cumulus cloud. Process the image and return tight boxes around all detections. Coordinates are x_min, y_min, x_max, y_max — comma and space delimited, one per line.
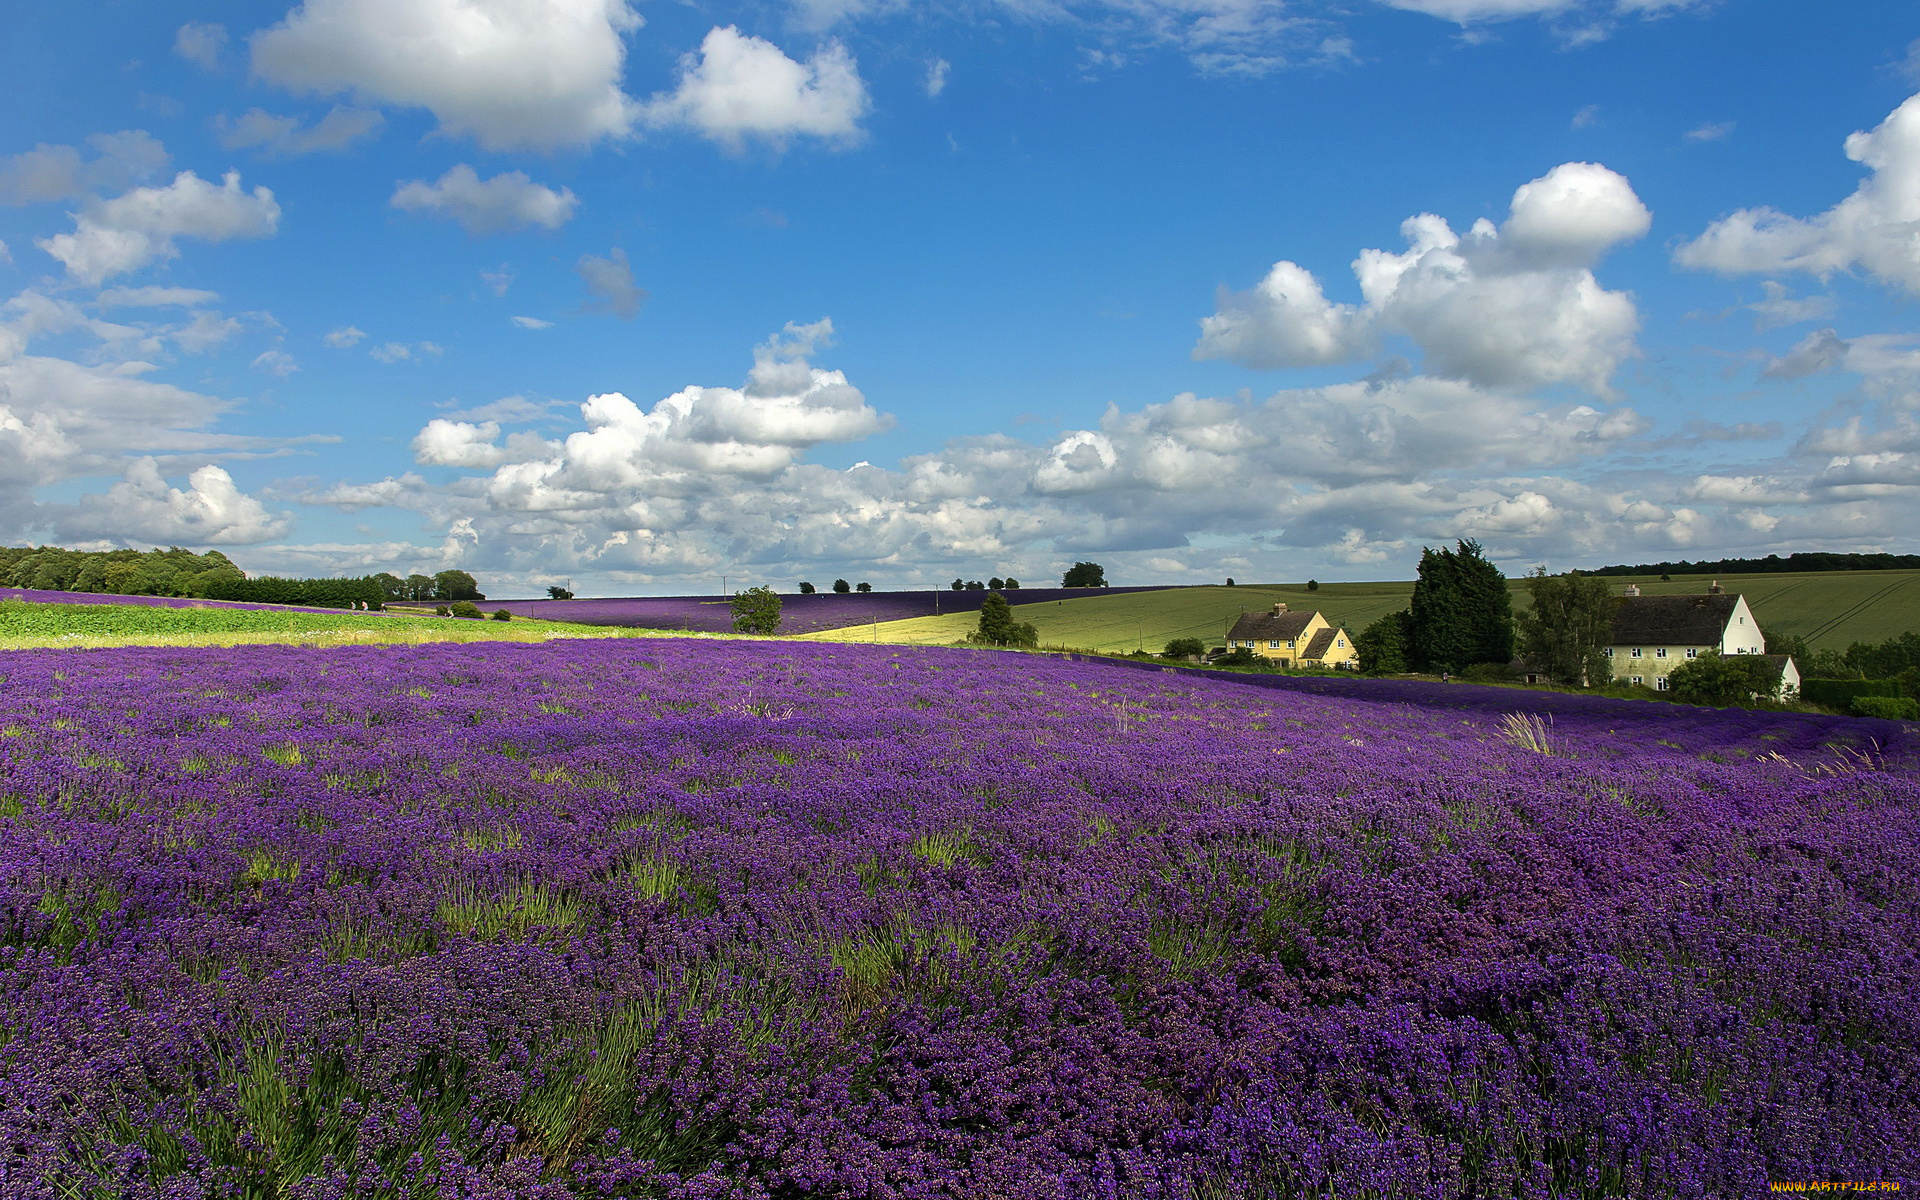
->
577, 248, 644, 319
641, 26, 869, 150
216, 106, 384, 155
323, 325, 366, 348
1676, 91, 1920, 296
0, 131, 170, 206
56, 460, 288, 545
175, 22, 229, 69
1197, 161, 1649, 396
391, 165, 578, 235
36, 171, 281, 285
250, 0, 643, 151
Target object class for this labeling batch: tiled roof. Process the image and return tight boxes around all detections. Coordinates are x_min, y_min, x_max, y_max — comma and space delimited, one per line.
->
1227, 610, 1317, 642
1608, 594, 1739, 645
1301, 628, 1338, 660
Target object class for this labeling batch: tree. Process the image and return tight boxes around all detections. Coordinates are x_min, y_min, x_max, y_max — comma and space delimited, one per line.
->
1306, 579, 1319, 591
434, 570, 484, 601
1408, 539, 1511, 671
798, 582, 816, 594
973, 592, 1037, 647
1354, 610, 1414, 674
1225, 578, 1235, 587
373, 573, 406, 600
832, 579, 851, 594
546, 584, 574, 601
1164, 637, 1205, 658
1667, 651, 1783, 705
989, 577, 1005, 590
965, 580, 984, 590
951, 579, 964, 591
1003, 577, 1020, 590
1062, 561, 1107, 588
856, 582, 872, 593
730, 586, 782, 635
1515, 568, 1615, 686
405, 574, 435, 601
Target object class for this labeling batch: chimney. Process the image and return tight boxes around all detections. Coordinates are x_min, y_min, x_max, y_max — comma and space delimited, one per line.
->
1708, 580, 1723, 595
1271, 603, 1288, 615
1623, 584, 1640, 597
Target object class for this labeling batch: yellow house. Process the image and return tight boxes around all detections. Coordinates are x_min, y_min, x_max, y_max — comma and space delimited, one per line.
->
1224, 604, 1358, 668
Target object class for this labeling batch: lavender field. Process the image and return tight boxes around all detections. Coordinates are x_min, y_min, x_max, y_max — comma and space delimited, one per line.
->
0, 588, 356, 615
1, 640, 1915, 1198
488, 588, 1169, 635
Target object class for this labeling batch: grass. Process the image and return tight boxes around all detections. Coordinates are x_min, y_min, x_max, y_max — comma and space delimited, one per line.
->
795, 571, 1920, 654
0, 598, 658, 650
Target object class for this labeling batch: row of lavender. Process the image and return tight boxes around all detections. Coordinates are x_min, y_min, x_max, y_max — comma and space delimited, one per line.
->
488, 586, 1168, 635
1, 640, 1915, 1197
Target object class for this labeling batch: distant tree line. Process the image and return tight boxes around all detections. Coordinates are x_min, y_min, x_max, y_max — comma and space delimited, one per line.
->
1590, 552, 1920, 576
0, 545, 483, 610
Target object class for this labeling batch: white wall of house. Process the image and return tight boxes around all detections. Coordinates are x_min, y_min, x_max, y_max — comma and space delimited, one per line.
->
1605, 595, 1773, 692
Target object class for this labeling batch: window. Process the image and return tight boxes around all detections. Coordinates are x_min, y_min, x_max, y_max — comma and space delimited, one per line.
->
1686, 647, 1698, 658
1336, 639, 1346, 647
1268, 641, 1280, 649
1286, 639, 1295, 649
1630, 675, 1643, 685
1630, 648, 1643, 658
1656, 677, 1669, 691
1603, 647, 1614, 657
1655, 648, 1667, 658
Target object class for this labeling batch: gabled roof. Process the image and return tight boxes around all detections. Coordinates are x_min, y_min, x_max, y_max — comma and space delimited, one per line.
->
1301, 628, 1338, 660
1608, 594, 1740, 645
1228, 610, 1317, 642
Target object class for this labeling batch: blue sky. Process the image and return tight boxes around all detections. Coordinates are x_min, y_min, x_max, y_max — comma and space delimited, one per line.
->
2, 0, 1917, 595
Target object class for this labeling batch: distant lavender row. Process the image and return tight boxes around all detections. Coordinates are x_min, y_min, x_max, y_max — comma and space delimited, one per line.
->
1, 639, 1915, 1197
490, 586, 1170, 634
0, 587, 356, 614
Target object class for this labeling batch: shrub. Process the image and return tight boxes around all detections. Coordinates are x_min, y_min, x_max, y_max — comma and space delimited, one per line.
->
1850, 695, 1919, 720
449, 601, 483, 620
973, 593, 1037, 647
1666, 651, 1781, 705
1802, 677, 1905, 711
490, 609, 512, 622
730, 586, 783, 636
1163, 637, 1206, 659
435, 605, 451, 616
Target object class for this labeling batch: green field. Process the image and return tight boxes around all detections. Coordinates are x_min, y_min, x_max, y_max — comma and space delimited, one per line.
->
795, 570, 1920, 654
0, 600, 648, 650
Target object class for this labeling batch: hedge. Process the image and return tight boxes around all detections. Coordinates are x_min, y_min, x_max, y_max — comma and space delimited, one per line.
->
1800, 677, 1906, 711
1850, 695, 1920, 720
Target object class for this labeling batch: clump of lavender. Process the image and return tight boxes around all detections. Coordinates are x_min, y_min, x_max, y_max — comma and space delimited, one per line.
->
0, 639, 1914, 1197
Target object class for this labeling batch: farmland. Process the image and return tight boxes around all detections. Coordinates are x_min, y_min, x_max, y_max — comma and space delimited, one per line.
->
802, 571, 1920, 653
487, 586, 1171, 635
0, 598, 638, 650
1, 637, 1914, 1196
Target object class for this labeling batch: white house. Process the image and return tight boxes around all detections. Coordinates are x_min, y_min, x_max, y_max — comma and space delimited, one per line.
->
1604, 582, 1792, 694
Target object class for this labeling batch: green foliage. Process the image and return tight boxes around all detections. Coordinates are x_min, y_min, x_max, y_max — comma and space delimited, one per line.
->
1354, 609, 1413, 674
448, 601, 484, 620
729, 585, 783, 635
1850, 695, 1919, 719
1306, 579, 1319, 591
546, 585, 574, 600
832, 579, 851, 594
1666, 651, 1784, 705
1515, 568, 1615, 686
1062, 561, 1108, 588
1801, 677, 1905, 711
1409, 539, 1514, 671
798, 581, 816, 594
1163, 637, 1206, 658
489, 608, 512, 621
972, 592, 1037, 647
1002, 577, 1020, 589
856, 582, 872, 593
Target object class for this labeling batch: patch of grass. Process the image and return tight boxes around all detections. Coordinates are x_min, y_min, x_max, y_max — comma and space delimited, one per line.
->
436, 882, 579, 942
